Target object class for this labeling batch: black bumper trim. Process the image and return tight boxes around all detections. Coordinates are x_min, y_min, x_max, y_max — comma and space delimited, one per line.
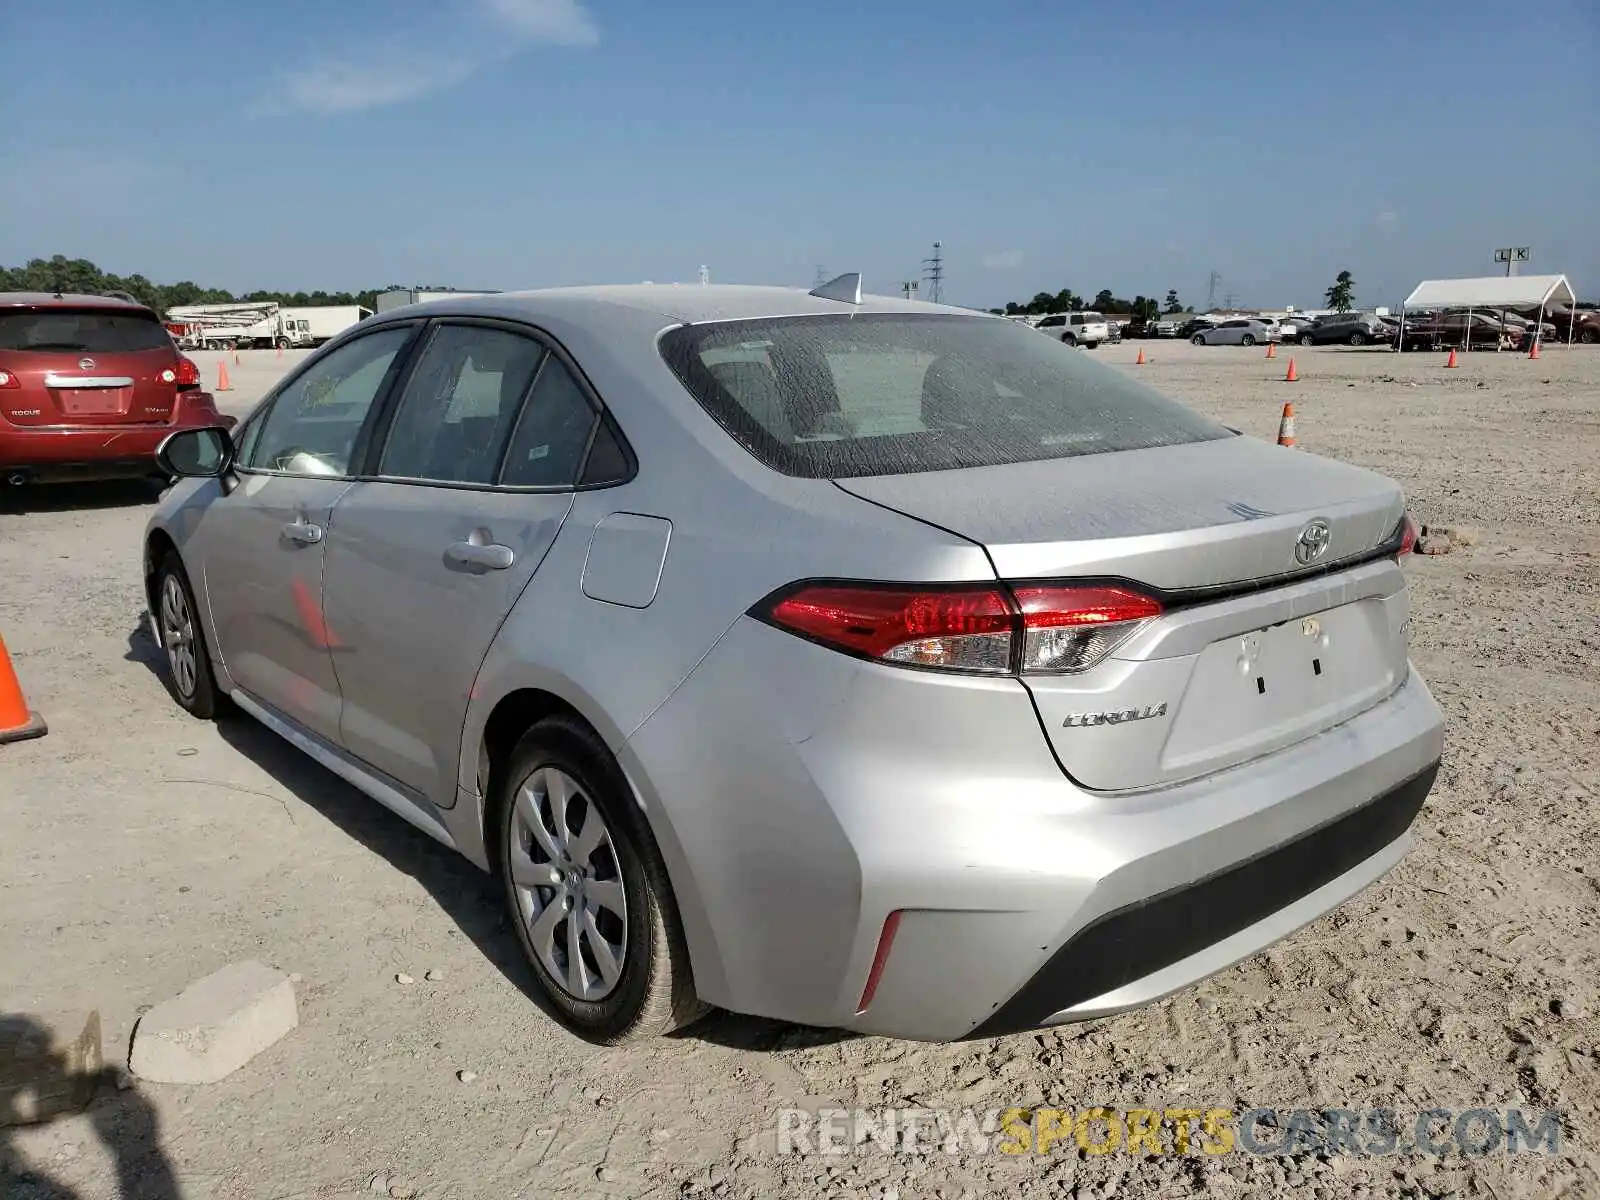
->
965, 760, 1439, 1039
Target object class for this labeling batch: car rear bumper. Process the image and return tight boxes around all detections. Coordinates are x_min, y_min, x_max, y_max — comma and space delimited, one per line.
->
0, 412, 235, 481
624, 617, 1445, 1042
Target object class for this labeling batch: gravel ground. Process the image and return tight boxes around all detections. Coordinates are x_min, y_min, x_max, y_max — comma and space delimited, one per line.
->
2, 340, 1596, 1200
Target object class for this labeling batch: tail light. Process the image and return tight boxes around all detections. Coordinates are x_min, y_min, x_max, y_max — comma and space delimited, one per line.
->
175, 356, 201, 391
757, 581, 1161, 676
1394, 512, 1419, 557
0, 369, 18, 389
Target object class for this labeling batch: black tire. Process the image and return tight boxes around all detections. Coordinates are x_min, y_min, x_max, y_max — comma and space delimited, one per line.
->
1061, 334, 1077, 346
495, 715, 705, 1043
1349, 331, 1367, 346
1300, 334, 1315, 346
1580, 329, 1597, 345
1240, 334, 1256, 347
153, 552, 227, 719
1191, 334, 1206, 345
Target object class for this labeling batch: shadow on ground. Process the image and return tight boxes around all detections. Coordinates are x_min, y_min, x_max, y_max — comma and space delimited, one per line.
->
0, 480, 162, 515
1, 1018, 179, 1200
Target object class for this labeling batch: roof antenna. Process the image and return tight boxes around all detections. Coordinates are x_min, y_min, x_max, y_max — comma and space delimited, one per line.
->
809, 272, 862, 305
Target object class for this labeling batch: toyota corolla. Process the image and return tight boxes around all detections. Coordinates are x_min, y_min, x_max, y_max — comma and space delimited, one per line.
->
143, 278, 1444, 1044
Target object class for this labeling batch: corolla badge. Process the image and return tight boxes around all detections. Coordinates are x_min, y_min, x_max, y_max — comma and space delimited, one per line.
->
1063, 702, 1168, 729
1294, 518, 1332, 565
78, 357, 96, 370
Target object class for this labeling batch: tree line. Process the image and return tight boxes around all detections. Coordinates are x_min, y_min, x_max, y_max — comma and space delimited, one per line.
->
990, 287, 1188, 319
0, 255, 423, 315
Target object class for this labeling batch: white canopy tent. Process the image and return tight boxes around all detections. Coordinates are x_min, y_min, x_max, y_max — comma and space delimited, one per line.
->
1398, 274, 1579, 350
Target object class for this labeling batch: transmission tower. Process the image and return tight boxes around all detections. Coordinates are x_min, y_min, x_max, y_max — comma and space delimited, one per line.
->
1206, 270, 1221, 311
698, 265, 710, 286
813, 265, 828, 288
921, 241, 944, 304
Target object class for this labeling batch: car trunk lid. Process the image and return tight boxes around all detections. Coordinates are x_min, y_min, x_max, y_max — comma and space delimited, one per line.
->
836, 436, 1413, 790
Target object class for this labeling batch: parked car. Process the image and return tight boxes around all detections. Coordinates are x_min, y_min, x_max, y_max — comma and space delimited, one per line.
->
1298, 313, 1393, 347
1542, 306, 1600, 344
145, 283, 1442, 1044
1177, 317, 1218, 339
1190, 318, 1280, 346
1035, 311, 1110, 349
1276, 317, 1308, 341
1, 292, 234, 490
1399, 312, 1517, 352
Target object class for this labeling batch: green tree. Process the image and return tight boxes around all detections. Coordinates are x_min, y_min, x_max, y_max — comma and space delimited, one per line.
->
1164, 289, 1183, 313
1093, 288, 1116, 311
1325, 270, 1355, 313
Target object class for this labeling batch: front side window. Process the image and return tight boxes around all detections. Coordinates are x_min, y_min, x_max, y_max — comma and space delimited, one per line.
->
376, 324, 546, 485
245, 326, 413, 476
660, 314, 1231, 480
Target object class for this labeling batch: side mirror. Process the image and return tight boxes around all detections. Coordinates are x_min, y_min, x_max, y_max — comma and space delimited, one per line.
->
157, 427, 235, 478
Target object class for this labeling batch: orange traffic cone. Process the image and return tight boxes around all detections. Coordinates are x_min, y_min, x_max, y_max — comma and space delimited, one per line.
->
1265, 341, 1277, 359
0, 632, 47, 744
217, 360, 233, 391
1528, 338, 1540, 360
1135, 348, 1146, 365
1445, 348, 1459, 368
1284, 358, 1299, 382
1276, 402, 1297, 447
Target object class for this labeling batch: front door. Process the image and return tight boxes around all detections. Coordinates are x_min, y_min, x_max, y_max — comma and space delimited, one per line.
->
323, 321, 604, 805
197, 324, 418, 740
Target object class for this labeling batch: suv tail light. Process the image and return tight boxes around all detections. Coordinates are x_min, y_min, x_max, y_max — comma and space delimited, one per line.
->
1392, 512, 1419, 557
175, 356, 201, 391
756, 581, 1162, 676
0, 369, 18, 390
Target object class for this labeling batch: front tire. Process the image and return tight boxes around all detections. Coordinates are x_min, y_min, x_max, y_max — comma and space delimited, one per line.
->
1301, 334, 1315, 346
1191, 334, 1206, 345
1240, 334, 1256, 347
1580, 329, 1597, 345
1350, 331, 1367, 346
154, 553, 226, 719
496, 716, 704, 1043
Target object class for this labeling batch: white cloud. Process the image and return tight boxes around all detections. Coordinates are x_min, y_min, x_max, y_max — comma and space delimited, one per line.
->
264, 0, 598, 115
983, 249, 1023, 270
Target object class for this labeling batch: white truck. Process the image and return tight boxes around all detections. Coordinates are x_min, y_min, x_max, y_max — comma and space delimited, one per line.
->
165, 302, 372, 350
278, 305, 373, 347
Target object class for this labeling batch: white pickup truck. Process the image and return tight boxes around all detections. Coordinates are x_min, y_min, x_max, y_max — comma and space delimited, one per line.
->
1033, 310, 1111, 349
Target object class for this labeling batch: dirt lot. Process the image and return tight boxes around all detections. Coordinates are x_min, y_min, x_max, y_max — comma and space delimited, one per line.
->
2, 341, 1597, 1200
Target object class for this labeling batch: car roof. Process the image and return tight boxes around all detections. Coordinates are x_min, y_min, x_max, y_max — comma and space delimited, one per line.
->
0, 291, 154, 313
367, 283, 986, 328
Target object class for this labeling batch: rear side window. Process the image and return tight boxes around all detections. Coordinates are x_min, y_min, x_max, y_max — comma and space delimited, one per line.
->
0, 307, 170, 353
659, 314, 1231, 479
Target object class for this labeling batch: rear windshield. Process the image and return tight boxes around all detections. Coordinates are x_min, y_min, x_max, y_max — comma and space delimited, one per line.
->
0, 307, 171, 353
658, 313, 1231, 479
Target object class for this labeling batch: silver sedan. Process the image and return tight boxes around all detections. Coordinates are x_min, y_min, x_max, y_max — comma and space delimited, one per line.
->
145, 279, 1444, 1043
1192, 318, 1281, 346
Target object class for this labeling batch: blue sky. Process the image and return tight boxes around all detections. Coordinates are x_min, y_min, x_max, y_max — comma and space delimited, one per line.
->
2, 0, 1596, 309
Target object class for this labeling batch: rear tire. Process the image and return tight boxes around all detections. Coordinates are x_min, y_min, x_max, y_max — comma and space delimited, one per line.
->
1580, 329, 1597, 345
153, 552, 227, 719
1300, 334, 1315, 346
1240, 334, 1256, 347
495, 716, 706, 1044
1349, 332, 1367, 346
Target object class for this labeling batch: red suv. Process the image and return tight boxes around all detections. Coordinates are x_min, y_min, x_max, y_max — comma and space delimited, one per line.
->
1, 292, 235, 490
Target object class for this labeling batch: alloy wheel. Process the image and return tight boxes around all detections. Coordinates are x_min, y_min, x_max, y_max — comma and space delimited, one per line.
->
508, 766, 629, 1001
160, 574, 198, 700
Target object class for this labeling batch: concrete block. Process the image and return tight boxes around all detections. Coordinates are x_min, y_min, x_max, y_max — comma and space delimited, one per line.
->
129, 961, 298, 1084
1, 1010, 103, 1126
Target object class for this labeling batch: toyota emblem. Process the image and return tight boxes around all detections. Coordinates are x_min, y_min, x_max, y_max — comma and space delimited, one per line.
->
1294, 518, 1332, 565
78, 357, 96, 370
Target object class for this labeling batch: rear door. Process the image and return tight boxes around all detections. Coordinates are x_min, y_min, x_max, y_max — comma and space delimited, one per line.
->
0, 304, 180, 426
321, 320, 605, 806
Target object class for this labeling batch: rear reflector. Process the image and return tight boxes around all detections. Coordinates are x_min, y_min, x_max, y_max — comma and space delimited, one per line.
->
0, 370, 17, 390
856, 910, 903, 1014
757, 581, 1162, 676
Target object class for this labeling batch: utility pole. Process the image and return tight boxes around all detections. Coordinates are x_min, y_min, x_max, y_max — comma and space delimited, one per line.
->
698, 265, 710, 286
902, 280, 919, 301
921, 241, 944, 305
1206, 270, 1221, 311
814, 265, 828, 288
1223, 292, 1236, 311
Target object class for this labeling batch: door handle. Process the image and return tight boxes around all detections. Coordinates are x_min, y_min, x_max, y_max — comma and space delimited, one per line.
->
282, 519, 323, 545
446, 541, 514, 570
